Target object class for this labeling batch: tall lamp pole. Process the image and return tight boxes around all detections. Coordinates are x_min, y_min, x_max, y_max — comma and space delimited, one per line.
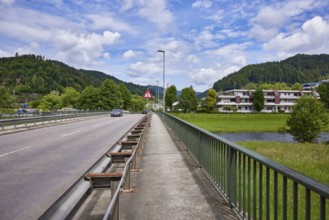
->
157, 50, 165, 113
155, 80, 159, 110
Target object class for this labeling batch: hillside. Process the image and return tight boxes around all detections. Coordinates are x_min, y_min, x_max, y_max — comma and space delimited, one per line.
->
213, 54, 329, 91
0, 54, 155, 97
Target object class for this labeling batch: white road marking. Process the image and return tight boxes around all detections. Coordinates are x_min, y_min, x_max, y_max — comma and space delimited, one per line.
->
62, 130, 80, 137
0, 146, 32, 158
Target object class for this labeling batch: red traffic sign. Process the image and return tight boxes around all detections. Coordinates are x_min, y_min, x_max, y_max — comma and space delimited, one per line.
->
143, 89, 153, 99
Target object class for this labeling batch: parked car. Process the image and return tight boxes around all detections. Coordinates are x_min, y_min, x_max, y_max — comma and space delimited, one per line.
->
142, 109, 150, 114
111, 109, 123, 117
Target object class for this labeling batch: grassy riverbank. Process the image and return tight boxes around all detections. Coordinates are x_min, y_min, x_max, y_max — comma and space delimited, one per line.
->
237, 141, 329, 185
171, 113, 329, 133
172, 113, 289, 133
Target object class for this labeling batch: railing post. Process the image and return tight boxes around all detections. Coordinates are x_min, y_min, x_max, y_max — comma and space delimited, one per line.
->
111, 180, 120, 220
124, 159, 131, 191
228, 147, 237, 208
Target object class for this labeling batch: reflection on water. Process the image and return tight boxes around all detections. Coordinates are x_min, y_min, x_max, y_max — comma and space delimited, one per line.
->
217, 132, 329, 143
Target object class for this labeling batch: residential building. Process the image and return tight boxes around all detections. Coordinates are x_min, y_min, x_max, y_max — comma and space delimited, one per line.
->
216, 89, 319, 113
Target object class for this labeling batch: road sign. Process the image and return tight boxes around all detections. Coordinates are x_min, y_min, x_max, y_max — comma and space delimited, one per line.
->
143, 89, 153, 99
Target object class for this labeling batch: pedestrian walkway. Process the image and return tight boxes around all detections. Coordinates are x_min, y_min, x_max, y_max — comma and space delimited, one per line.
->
119, 114, 238, 220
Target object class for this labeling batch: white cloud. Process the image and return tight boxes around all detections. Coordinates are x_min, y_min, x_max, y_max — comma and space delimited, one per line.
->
123, 50, 137, 59
54, 30, 120, 65
192, 0, 212, 9
138, 0, 174, 31
0, 49, 11, 57
264, 16, 329, 54
187, 55, 199, 63
103, 52, 110, 59
0, 0, 14, 5
120, 0, 134, 11
86, 13, 135, 33
249, 0, 321, 41
127, 61, 160, 77
190, 68, 218, 85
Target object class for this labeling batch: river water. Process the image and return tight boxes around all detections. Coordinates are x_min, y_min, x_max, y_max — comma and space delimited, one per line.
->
216, 132, 329, 143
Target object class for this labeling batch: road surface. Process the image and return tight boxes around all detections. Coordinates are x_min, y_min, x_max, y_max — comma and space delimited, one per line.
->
0, 114, 143, 219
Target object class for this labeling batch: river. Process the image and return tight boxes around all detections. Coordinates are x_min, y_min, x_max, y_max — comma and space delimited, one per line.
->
217, 132, 329, 143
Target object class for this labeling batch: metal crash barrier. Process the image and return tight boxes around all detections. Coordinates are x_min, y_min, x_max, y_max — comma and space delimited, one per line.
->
159, 112, 329, 220
84, 112, 151, 220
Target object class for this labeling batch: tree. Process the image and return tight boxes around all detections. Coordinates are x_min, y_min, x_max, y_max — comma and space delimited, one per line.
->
38, 93, 60, 111
60, 87, 80, 108
291, 82, 303, 90
165, 85, 178, 111
130, 95, 147, 112
78, 86, 100, 110
118, 83, 132, 110
99, 79, 122, 110
180, 86, 197, 112
286, 96, 328, 142
317, 82, 329, 108
0, 86, 15, 108
206, 88, 217, 112
253, 88, 264, 112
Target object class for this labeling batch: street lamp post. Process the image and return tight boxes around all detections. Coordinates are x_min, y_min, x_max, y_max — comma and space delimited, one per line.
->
155, 80, 159, 110
157, 50, 165, 114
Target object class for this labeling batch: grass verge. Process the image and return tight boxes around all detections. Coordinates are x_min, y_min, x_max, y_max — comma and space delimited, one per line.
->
171, 113, 329, 133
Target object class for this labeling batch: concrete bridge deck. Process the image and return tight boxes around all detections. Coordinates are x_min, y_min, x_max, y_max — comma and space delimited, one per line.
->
119, 114, 238, 220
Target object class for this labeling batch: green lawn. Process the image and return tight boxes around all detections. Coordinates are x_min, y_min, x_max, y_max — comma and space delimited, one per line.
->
172, 113, 289, 133
237, 141, 329, 185
172, 113, 329, 133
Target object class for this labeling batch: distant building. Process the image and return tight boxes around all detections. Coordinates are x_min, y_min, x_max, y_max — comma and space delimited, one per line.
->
216, 89, 319, 113
302, 79, 329, 90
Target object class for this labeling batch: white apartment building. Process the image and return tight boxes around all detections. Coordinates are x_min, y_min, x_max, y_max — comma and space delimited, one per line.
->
216, 89, 319, 113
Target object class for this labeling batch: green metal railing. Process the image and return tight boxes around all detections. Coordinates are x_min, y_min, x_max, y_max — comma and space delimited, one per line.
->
160, 112, 329, 220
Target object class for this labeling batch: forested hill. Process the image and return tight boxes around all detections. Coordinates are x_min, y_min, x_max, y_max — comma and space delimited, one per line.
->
0, 54, 152, 96
213, 54, 329, 91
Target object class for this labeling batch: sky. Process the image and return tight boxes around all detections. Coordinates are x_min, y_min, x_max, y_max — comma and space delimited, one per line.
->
0, 0, 329, 92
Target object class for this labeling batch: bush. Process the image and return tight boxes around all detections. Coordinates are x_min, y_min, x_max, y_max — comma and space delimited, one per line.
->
286, 96, 328, 142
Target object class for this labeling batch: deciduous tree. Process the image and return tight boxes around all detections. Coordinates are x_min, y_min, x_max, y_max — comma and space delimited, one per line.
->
180, 86, 197, 112
206, 88, 217, 112
119, 83, 132, 110
253, 88, 264, 112
165, 85, 178, 111
317, 82, 329, 108
286, 96, 328, 142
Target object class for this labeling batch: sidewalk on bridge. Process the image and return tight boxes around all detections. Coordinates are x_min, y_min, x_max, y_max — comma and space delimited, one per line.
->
119, 113, 238, 220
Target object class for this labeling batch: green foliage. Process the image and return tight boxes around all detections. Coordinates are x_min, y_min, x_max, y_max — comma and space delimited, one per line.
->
38, 93, 60, 111
291, 82, 303, 90
78, 86, 100, 110
317, 82, 329, 108
206, 88, 217, 112
286, 96, 328, 142
0, 86, 15, 108
99, 79, 122, 110
259, 82, 290, 90
253, 88, 265, 112
60, 87, 80, 108
180, 86, 197, 112
130, 95, 147, 112
165, 85, 178, 110
213, 54, 329, 91
119, 83, 132, 110
0, 54, 152, 100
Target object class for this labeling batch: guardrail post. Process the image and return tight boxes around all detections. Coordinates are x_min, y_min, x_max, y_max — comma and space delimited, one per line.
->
228, 147, 237, 208
111, 180, 120, 220
124, 159, 131, 191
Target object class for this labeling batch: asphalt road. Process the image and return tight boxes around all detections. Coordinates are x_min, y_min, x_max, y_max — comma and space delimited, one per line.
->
0, 114, 143, 220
